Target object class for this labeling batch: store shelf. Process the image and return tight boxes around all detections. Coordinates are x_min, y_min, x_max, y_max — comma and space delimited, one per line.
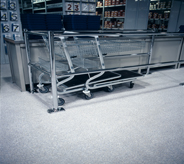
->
104, 17, 125, 19
33, 7, 46, 11
32, 0, 51, 4
148, 0, 172, 32
104, 4, 126, 8
149, 18, 169, 21
82, 1, 96, 3
47, 3, 63, 9
82, 11, 96, 13
23, 7, 33, 10
149, 8, 171, 10
47, 11, 63, 14
104, 28, 124, 30
96, 6, 103, 8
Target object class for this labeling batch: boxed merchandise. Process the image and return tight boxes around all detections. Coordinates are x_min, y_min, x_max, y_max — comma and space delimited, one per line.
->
160, 24, 165, 29
104, 21, 110, 28
164, 13, 169, 19
123, 0, 126, 4
152, 24, 156, 28
148, 12, 152, 19
111, 21, 116, 28
114, 10, 118, 17
109, 22, 112, 28
117, 11, 121, 17
166, 1, 171, 8
158, 14, 162, 19
117, 21, 123, 28
97, 1, 100, 7
116, 0, 119, 5
111, 11, 114, 17
112, 0, 115, 5
122, 11, 125, 17
108, 0, 112, 6
153, 13, 158, 19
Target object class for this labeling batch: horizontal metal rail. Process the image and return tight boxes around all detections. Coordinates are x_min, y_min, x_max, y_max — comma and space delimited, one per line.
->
56, 61, 181, 78
25, 31, 184, 38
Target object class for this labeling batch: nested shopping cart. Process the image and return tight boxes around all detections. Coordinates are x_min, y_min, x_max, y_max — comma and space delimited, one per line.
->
38, 35, 123, 99
24, 31, 147, 113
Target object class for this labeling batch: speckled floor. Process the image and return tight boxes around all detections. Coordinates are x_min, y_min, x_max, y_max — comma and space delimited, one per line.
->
1, 64, 184, 164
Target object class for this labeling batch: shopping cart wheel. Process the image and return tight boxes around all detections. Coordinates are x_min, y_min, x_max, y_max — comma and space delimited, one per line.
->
105, 86, 114, 92
84, 93, 93, 100
129, 82, 134, 88
39, 86, 49, 93
47, 107, 65, 114
58, 98, 65, 106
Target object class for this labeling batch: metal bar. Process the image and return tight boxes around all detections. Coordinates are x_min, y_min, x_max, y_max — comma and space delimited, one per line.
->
102, 0, 105, 29
24, 32, 34, 93
95, 36, 105, 69
56, 61, 180, 78
24, 31, 184, 38
94, 79, 136, 88
177, 38, 184, 68
25, 31, 49, 36
48, 31, 58, 110
146, 35, 155, 74
103, 53, 149, 58
59, 36, 75, 73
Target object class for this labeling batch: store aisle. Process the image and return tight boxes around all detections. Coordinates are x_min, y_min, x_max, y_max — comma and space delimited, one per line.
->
0, 65, 184, 164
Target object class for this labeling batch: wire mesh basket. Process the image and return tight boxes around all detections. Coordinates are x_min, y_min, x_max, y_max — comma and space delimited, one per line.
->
99, 39, 146, 56
38, 58, 69, 73
72, 58, 99, 69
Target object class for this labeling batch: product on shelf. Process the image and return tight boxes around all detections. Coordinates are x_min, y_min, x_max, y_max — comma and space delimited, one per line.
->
112, 0, 115, 5
97, 1, 102, 7
160, 2, 166, 9
108, 0, 111, 6
105, 10, 124, 17
166, 1, 171, 8
148, 12, 152, 19
158, 14, 162, 19
116, 0, 119, 5
160, 24, 165, 29
164, 13, 169, 19
104, 20, 123, 28
148, 24, 151, 29
153, 13, 158, 19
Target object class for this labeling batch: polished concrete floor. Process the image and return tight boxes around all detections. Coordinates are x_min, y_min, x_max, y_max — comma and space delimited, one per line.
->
0, 64, 184, 164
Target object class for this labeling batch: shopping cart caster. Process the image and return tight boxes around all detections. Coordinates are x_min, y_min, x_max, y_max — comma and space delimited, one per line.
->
58, 98, 65, 106
47, 107, 65, 114
39, 86, 49, 93
105, 86, 114, 92
129, 81, 134, 88
84, 93, 93, 100
83, 90, 93, 100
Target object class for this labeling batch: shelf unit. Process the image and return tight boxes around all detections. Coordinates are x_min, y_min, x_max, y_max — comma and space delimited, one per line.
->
19, 0, 63, 14
148, 0, 172, 32
19, 0, 96, 15
96, 0, 126, 29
